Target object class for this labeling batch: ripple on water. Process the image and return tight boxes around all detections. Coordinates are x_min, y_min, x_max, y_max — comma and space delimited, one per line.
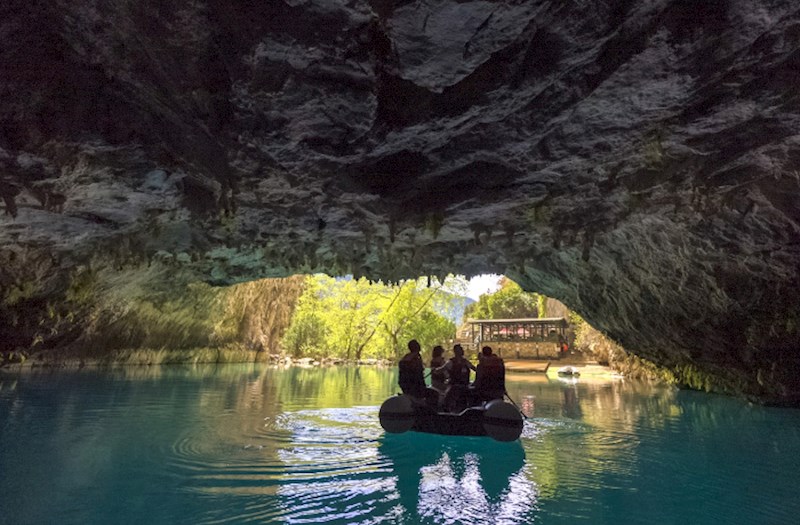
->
170, 405, 539, 525
168, 406, 398, 524
274, 406, 396, 518
5, 368, 800, 524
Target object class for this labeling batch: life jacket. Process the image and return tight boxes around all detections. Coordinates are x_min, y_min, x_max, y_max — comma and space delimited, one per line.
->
398, 354, 425, 395
448, 356, 471, 385
476, 355, 505, 395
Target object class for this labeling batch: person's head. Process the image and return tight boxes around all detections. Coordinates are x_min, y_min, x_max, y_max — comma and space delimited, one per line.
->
432, 345, 444, 358
453, 344, 464, 357
407, 339, 421, 353
482, 346, 493, 357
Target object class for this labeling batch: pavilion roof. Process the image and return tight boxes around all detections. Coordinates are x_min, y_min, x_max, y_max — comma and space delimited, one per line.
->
465, 317, 566, 323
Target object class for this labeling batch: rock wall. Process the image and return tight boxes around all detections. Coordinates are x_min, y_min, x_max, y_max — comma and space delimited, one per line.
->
1, 1, 799, 403
0, 255, 305, 360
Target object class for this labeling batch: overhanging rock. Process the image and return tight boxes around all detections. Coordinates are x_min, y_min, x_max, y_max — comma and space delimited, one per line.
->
1, 1, 799, 403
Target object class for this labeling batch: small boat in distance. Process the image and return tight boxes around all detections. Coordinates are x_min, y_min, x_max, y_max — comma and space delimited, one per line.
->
379, 395, 524, 442
557, 366, 581, 376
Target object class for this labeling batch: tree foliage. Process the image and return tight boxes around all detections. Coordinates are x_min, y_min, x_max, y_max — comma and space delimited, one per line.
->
281, 275, 464, 360
464, 277, 539, 320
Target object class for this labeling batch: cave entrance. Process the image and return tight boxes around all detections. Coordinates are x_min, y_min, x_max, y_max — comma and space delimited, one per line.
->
279, 272, 595, 365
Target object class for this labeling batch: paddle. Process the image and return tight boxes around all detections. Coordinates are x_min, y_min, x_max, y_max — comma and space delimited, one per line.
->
504, 390, 531, 420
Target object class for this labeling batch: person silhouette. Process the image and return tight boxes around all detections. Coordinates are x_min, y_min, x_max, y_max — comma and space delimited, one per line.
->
440, 344, 476, 412
473, 346, 506, 403
429, 345, 447, 393
398, 340, 438, 408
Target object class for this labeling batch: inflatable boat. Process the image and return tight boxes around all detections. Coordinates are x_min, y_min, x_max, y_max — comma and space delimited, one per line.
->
379, 395, 524, 442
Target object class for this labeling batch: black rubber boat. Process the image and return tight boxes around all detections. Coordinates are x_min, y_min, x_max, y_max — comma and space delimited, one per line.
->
379, 395, 524, 442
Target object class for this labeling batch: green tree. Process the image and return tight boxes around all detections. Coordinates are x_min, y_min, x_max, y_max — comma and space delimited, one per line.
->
281, 275, 458, 360
464, 277, 539, 320
281, 276, 328, 357
327, 276, 386, 360
375, 278, 450, 358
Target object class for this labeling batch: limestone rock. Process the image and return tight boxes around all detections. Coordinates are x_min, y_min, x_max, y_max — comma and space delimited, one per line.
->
1, 1, 799, 404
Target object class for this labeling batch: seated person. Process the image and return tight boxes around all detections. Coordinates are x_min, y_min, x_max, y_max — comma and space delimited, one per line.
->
429, 345, 448, 393
472, 346, 506, 403
440, 344, 477, 412
398, 339, 438, 408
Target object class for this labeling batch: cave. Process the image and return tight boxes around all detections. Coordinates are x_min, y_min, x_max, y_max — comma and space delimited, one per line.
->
1, 1, 799, 405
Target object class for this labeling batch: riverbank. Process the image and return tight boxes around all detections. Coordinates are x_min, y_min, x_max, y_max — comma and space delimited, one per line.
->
3, 350, 617, 380
0, 347, 395, 370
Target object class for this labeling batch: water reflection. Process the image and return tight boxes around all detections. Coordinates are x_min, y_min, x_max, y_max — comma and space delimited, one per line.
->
379, 433, 534, 524
3, 365, 800, 524
259, 406, 390, 524
560, 382, 582, 419
266, 407, 534, 525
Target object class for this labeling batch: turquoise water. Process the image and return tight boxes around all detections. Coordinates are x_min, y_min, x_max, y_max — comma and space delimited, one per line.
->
1, 365, 799, 525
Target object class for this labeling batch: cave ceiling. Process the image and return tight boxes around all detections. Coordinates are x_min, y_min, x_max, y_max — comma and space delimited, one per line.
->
1, 1, 800, 403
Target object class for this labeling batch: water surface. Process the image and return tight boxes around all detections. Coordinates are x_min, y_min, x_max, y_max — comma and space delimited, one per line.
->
1, 365, 799, 524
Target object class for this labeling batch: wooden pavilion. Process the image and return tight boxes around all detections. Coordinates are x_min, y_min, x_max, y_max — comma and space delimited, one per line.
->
457, 317, 569, 359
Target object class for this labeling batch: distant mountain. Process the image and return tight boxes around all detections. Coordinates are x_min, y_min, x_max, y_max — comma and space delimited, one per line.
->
435, 294, 476, 325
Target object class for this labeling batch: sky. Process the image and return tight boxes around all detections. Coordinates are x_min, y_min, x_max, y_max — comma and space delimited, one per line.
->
466, 274, 501, 301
